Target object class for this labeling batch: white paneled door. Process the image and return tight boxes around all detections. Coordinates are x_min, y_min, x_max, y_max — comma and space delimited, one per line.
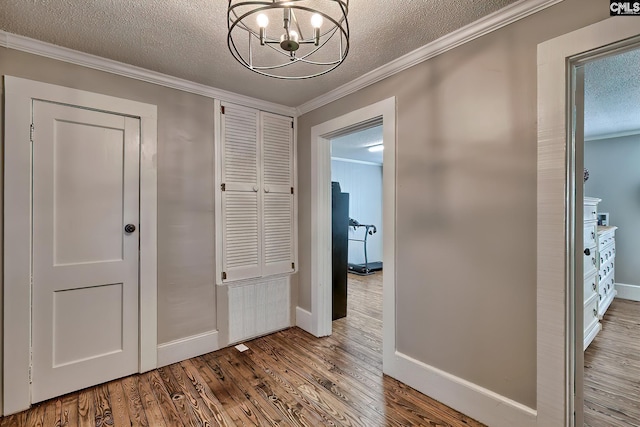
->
31, 100, 140, 403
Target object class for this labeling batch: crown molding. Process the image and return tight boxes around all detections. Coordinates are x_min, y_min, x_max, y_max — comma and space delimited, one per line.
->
296, 0, 563, 116
585, 129, 640, 142
0, 31, 296, 117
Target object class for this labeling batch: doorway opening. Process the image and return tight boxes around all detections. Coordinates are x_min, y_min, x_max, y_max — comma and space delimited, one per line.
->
330, 123, 384, 321
309, 96, 397, 376
572, 43, 640, 426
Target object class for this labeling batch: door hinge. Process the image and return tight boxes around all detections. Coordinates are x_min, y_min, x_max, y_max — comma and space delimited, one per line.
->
292, 262, 295, 270
29, 123, 34, 142
221, 106, 225, 114
291, 121, 294, 129
291, 187, 294, 195
221, 183, 226, 191
29, 350, 33, 384
222, 272, 227, 280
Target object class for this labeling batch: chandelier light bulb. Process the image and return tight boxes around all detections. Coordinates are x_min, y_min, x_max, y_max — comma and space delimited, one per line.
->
311, 13, 323, 28
256, 13, 269, 28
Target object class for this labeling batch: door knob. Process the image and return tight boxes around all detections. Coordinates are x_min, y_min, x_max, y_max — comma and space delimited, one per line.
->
584, 248, 590, 256
124, 224, 136, 233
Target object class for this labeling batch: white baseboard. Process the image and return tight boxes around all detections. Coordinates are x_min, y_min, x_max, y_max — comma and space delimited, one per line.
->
296, 306, 313, 334
615, 283, 640, 302
157, 330, 219, 368
390, 351, 537, 427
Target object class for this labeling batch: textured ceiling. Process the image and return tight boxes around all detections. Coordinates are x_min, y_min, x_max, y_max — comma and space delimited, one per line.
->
0, 0, 519, 107
584, 47, 640, 140
331, 125, 384, 164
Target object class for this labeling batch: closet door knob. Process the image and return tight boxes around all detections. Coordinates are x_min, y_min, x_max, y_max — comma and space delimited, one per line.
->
264, 186, 270, 193
593, 309, 598, 317
253, 185, 259, 192
124, 224, 136, 233
592, 283, 597, 291
584, 248, 590, 256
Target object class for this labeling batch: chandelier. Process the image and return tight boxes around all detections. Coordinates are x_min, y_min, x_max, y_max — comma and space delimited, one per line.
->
227, 0, 350, 79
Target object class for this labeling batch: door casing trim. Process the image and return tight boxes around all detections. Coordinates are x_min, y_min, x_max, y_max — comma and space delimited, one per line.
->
536, 17, 640, 426
3, 76, 158, 415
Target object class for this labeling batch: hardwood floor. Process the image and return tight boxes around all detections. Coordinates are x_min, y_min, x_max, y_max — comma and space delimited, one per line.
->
1, 271, 484, 426
584, 298, 640, 427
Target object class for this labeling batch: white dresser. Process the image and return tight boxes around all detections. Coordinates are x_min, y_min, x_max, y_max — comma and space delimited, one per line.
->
583, 197, 601, 350
597, 225, 617, 318
583, 197, 618, 351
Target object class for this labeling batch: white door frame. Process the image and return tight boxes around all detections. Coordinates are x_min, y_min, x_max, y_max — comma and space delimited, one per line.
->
309, 96, 397, 374
537, 18, 640, 427
3, 76, 158, 415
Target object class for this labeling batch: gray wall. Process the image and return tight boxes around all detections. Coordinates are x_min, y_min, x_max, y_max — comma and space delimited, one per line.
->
297, 0, 608, 409
585, 134, 640, 286
331, 159, 383, 265
0, 47, 218, 349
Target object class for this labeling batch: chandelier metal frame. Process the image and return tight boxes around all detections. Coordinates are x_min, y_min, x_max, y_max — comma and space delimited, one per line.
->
227, 0, 350, 79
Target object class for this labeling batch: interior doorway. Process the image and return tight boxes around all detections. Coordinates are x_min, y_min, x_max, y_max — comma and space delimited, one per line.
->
572, 44, 640, 426
536, 17, 640, 426
309, 96, 398, 377
3, 76, 158, 415
330, 124, 384, 320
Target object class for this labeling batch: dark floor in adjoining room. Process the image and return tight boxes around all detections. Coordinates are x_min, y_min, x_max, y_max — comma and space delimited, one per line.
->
584, 298, 640, 427
1, 271, 484, 426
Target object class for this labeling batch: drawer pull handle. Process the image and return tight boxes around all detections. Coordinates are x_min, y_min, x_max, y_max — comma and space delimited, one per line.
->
592, 211, 596, 215
584, 248, 591, 256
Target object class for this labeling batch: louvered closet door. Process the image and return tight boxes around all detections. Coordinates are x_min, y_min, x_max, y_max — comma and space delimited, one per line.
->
221, 103, 261, 281
260, 112, 295, 276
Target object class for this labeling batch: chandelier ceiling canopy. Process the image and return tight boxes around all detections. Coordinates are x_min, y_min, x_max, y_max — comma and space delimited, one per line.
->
227, 0, 350, 79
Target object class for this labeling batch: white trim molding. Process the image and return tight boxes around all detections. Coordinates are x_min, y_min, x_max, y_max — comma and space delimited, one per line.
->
295, 306, 313, 334
537, 17, 640, 427
3, 76, 158, 415
309, 96, 397, 375
393, 352, 537, 427
585, 129, 640, 142
0, 31, 296, 118
615, 283, 640, 302
157, 330, 220, 368
296, 0, 563, 115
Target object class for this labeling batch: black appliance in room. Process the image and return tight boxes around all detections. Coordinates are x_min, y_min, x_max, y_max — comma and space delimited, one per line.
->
331, 181, 349, 320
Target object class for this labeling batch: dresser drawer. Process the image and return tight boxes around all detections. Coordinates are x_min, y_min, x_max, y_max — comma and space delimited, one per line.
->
584, 295, 599, 333
584, 247, 598, 276
598, 229, 616, 252
584, 272, 598, 302
599, 258, 614, 278
598, 270, 614, 302
584, 223, 597, 248
584, 204, 598, 221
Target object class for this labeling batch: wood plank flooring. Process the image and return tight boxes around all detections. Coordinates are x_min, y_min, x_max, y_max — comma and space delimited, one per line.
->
1, 272, 484, 426
584, 298, 640, 427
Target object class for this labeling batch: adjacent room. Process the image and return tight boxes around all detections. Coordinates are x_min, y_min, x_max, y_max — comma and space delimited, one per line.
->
580, 46, 640, 427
